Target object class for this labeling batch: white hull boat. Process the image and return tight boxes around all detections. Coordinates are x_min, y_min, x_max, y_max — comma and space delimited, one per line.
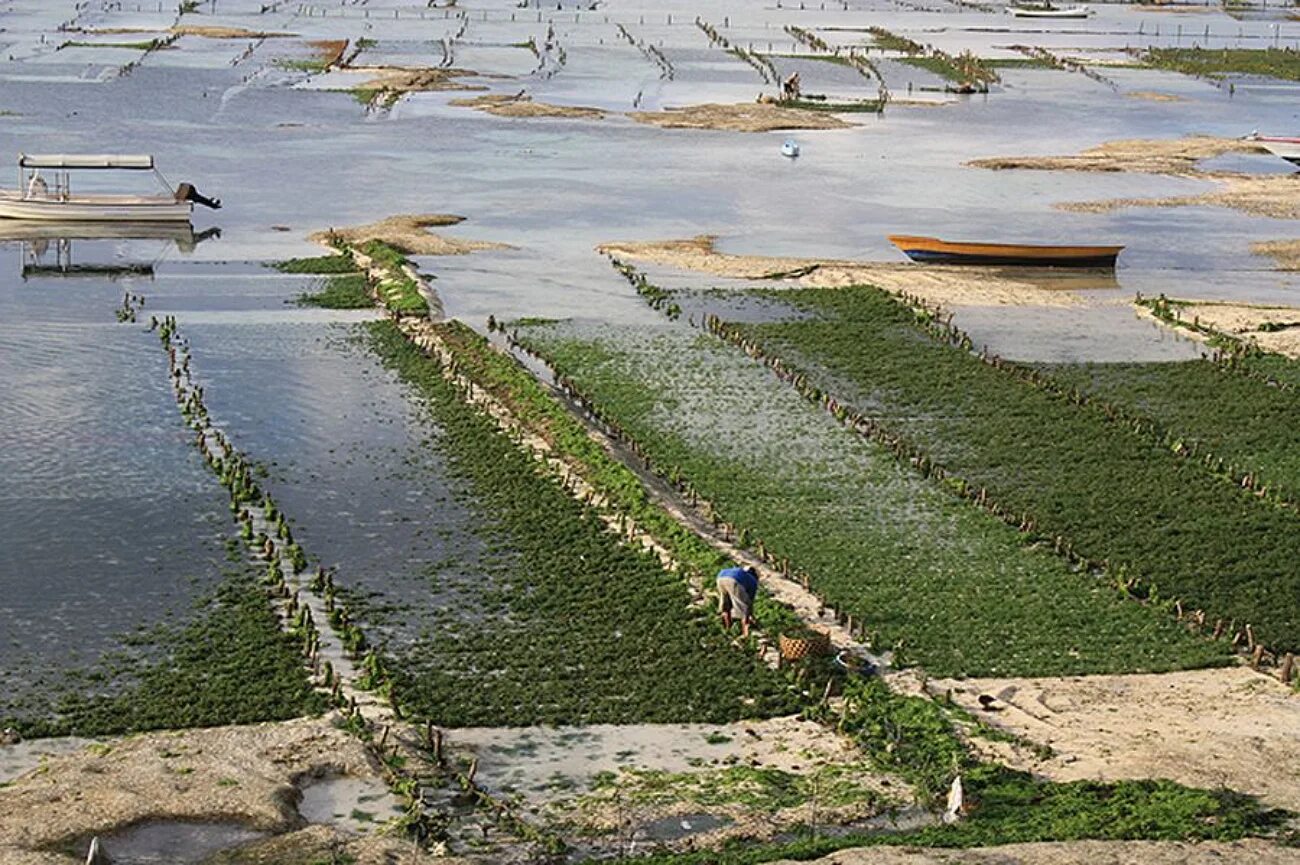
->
1247, 134, 1300, 167
0, 153, 219, 223
1009, 5, 1094, 17
0, 190, 193, 221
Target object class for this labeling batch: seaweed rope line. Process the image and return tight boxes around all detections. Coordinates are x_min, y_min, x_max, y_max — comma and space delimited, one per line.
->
158, 321, 389, 724
158, 316, 528, 842
340, 241, 885, 672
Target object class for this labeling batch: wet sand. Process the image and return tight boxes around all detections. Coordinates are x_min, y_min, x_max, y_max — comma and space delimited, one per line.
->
1252, 239, 1300, 272
770, 839, 1300, 865
1136, 297, 1300, 358
1059, 174, 1300, 221
350, 66, 483, 95
929, 667, 1300, 812
309, 215, 509, 256
450, 93, 605, 119
968, 136, 1264, 176
970, 136, 1299, 220
0, 717, 386, 863
629, 103, 855, 132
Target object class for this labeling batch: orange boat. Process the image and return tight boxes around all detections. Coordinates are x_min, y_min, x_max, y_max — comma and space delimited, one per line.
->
887, 235, 1123, 268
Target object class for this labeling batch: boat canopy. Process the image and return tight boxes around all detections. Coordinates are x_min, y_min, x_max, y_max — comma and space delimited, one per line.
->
18, 154, 156, 170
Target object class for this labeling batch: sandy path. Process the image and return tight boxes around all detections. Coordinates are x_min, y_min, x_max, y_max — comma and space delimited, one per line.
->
598, 236, 1089, 307
769, 838, 1300, 864
929, 667, 1300, 812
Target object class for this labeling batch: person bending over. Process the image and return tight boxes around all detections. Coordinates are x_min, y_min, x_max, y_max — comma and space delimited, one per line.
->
716, 564, 758, 638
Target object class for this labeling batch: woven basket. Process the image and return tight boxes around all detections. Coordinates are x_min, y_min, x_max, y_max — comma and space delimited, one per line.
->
779, 628, 831, 661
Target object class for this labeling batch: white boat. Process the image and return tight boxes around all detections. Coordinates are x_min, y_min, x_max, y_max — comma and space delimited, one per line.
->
1246, 133, 1300, 167
1009, 3, 1094, 17
781, 139, 800, 158
0, 153, 220, 222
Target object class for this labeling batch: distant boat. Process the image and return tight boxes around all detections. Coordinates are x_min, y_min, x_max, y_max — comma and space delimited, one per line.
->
781, 139, 800, 158
1245, 133, 1300, 167
1009, 3, 1094, 17
0, 153, 220, 222
887, 235, 1123, 267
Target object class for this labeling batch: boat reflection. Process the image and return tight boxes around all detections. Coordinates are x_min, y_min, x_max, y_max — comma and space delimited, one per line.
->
986, 266, 1122, 293
1, 221, 221, 278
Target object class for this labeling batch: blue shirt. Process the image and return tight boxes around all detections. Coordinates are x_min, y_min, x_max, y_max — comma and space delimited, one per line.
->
717, 566, 758, 598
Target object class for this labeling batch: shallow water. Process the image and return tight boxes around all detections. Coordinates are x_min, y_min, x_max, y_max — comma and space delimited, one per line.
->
0, 249, 234, 716
94, 820, 268, 865
298, 774, 406, 834
0, 0, 1296, 728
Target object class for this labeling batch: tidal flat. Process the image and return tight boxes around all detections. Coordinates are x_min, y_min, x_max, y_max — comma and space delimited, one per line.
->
2, 0, 1299, 862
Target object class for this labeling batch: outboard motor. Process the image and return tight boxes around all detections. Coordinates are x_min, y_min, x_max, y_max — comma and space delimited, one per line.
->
174, 181, 221, 210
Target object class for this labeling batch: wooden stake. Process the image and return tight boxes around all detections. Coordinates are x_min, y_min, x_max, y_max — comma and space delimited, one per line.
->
1280, 653, 1294, 684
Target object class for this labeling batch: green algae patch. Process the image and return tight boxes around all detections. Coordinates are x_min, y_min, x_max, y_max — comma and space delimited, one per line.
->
360, 320, 800, 726
3, 566, 325, 738
610, 678, 1288, 865
513, 319, 1227, 678
295, 274, 373, 309
1143, 48, 1300, 81
719, 286, 1300, 654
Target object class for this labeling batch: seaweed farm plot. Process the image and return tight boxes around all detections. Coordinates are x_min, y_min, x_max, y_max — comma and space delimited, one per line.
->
0, 275, 322, 737
182, 308, 795, 728
711, 286, 1300, 657
512, 319, 1225, 679
362, 321, 798, 726
1038, 360, 1300, 504
176, 319, 495, 661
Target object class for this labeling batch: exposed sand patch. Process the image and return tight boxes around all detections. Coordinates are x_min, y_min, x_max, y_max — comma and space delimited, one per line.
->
171, 25, 295, 39
769, 839, 1300, 864
1252, 238, 1300, 271
969, 135, 1263, 175
1059, 173, 1300, 220
1142, 298, 1300, 358
0, 718, 382, 863
307, 39, 348, 69
971, 136, 1298, 219
350, 65, 481, 94
450, 93, 604, 119
629, 102, 853, 132
597, 236, 1091, 307
467, 716, 907, 848
310, 214, 509, 256
1126, 90, 1185, 102
972, 135, 1294, 217
929, 668, 1300, 811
